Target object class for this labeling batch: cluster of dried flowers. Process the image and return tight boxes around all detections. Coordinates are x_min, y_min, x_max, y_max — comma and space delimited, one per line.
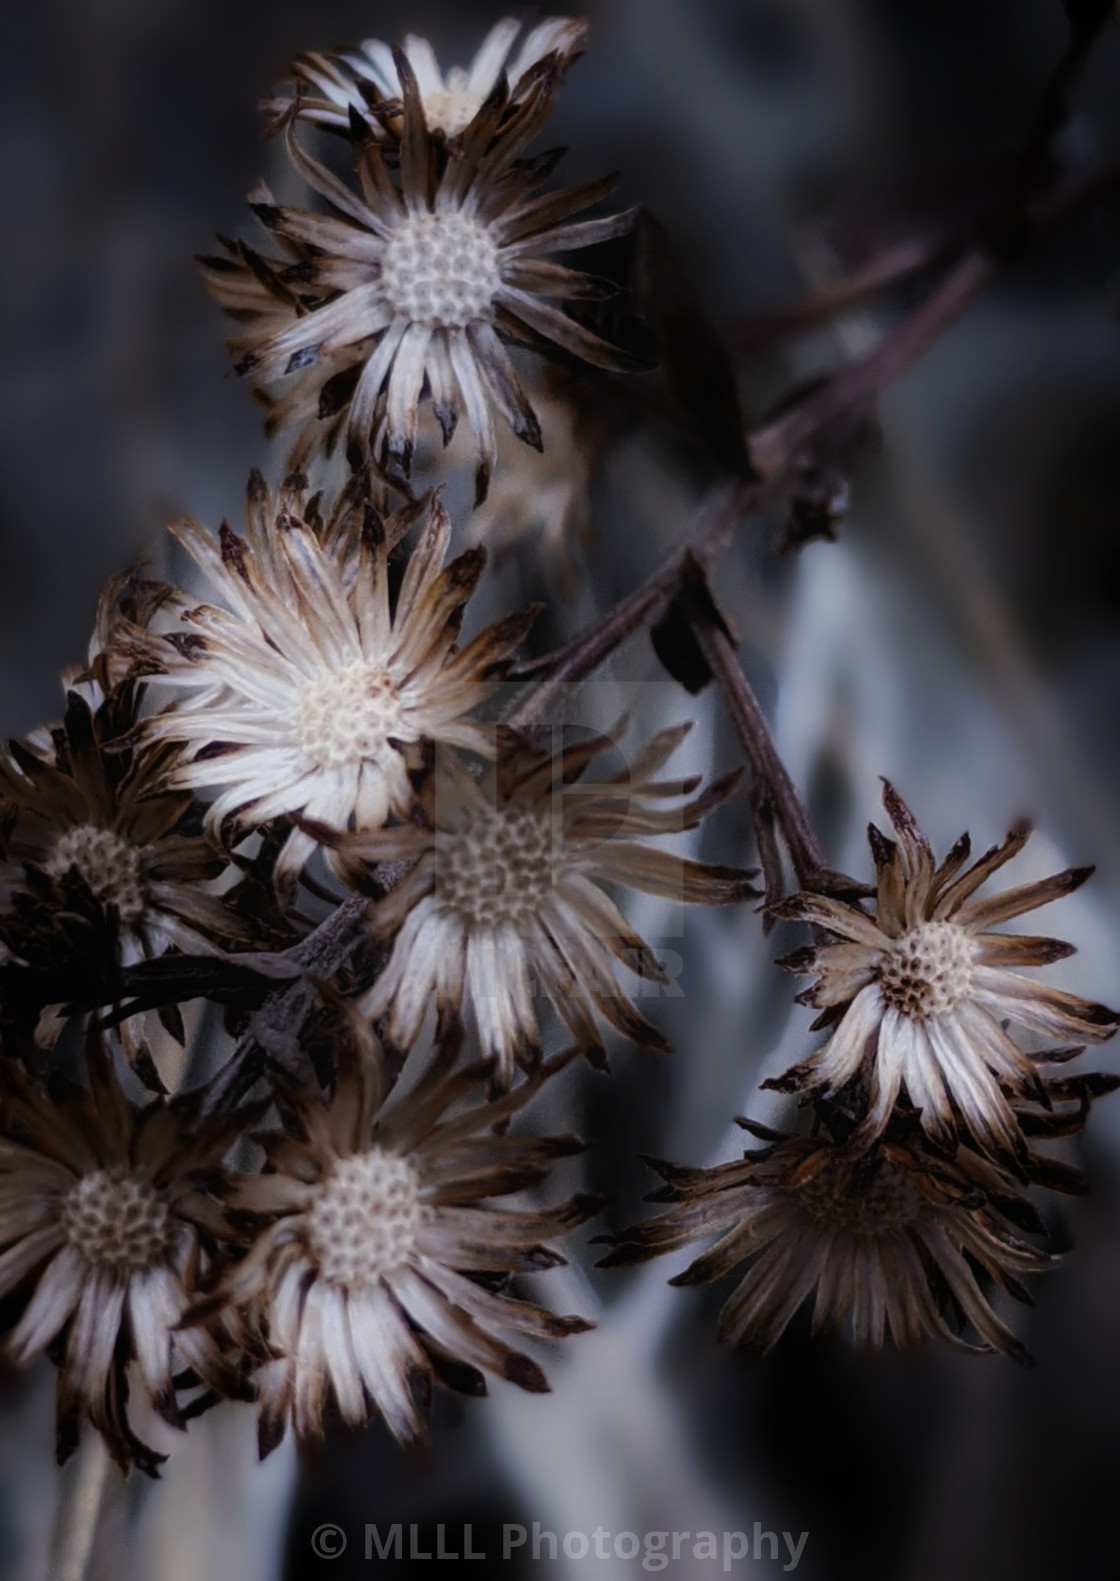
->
1, 10, 1116, 1486
599, 788, 1118, 1357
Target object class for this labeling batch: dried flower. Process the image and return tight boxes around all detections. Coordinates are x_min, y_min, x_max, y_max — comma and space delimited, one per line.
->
210, 1040, 595, 1453
203, 50, 640, 497
769, 784, 1118, 1158
0, 689, 239, 967
330, 726, 757, 1086
125, 478, 533, 896
598, 1121, 1056, 1360
0, 1036, 249, 1472
272, 16, 588, 140
67, 566, 177, 704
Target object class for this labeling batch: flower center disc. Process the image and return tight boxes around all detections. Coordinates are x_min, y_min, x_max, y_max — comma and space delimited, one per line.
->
422, 86, 483, 138
307, 1150, 422, 1289
295, 661, 404, 771
61, 1167, 172, 1270
435, 804, 558, 930
877, 920, 974, 1020
45, 824, 147, 923
797, 1160, 923, 1238
380, 212, 501, 328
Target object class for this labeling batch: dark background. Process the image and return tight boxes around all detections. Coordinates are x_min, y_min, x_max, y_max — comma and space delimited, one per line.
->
2, 3, 1120, 1579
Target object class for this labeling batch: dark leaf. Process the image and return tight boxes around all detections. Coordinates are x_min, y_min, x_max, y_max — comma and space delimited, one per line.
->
650, 550, 736, 693
158, 1001, 187, 1046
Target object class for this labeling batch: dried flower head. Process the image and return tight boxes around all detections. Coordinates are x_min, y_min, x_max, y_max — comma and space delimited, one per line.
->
203, 50, 640, 497
330, 726, 757, 1086
210, 1039, 595, 1452
66, 566, 178, 705
0, 686, 244, 988
272, 16, 588, 140
598, 1121, 1057, 1360
0, 1036, 250, 1472
769, 784, 1118, 1159
124, 478, 534, 897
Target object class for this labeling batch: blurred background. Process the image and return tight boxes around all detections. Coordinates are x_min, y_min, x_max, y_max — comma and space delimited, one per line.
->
2, 1, 1120, 1577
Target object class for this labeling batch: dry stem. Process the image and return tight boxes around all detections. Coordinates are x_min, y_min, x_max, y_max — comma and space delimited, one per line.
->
48, 1432, 116, 1581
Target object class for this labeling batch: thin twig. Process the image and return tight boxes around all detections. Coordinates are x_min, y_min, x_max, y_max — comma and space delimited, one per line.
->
693, 620, 828, 887
748, 2, 1119, 482
729, 3, 1116, 360
747, 245, 991, 478
503, 479, 759, 731
676, 556, 864, 910
504, 243, 986, 733
505, 145, 1120, 739
192, 893, 371, 1117
726, 236, 951, 353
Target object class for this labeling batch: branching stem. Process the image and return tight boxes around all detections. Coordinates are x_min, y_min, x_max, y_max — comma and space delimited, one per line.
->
193, 893, 371, 1116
